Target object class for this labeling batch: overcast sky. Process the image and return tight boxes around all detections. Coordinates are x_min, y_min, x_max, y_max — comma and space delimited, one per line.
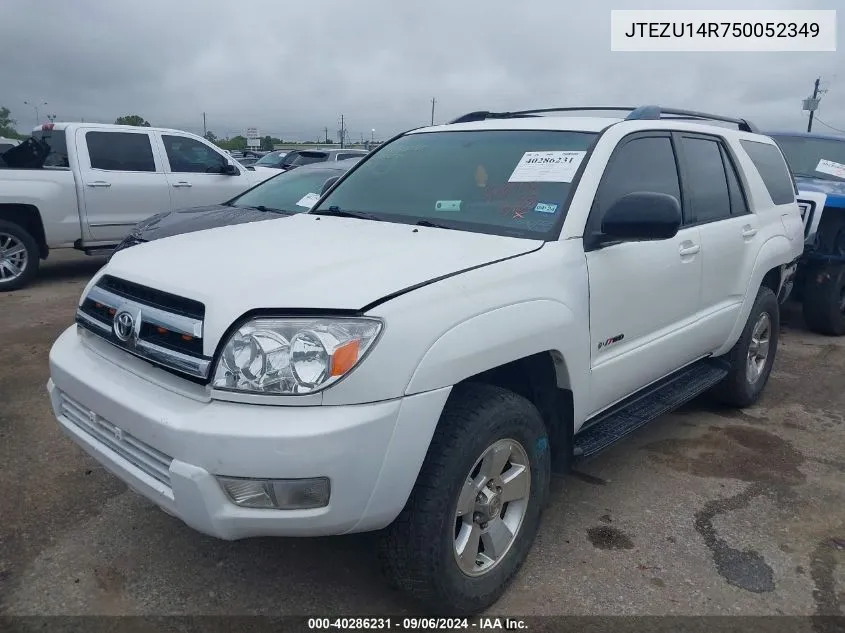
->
1, 0, 842, 141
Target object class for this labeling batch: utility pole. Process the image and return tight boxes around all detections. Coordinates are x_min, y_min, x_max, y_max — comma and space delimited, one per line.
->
324, 127, 329, 143
431, 97, 436, 125
340, 114, 345, 148
807, 78, 821, 133
203, 112, 207, 136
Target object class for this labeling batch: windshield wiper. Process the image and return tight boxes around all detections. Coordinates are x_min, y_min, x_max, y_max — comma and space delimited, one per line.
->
311, 206, 384, 221
414, 219, 453, 230
234, 204, 293, 214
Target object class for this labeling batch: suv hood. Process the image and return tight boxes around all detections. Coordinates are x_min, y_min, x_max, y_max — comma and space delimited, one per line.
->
105, 214, 543, 345
795, 175, 845, 208
129, 204, 292, 242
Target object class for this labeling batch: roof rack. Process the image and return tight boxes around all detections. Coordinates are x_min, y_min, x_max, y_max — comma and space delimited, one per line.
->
447, 105, 758, 133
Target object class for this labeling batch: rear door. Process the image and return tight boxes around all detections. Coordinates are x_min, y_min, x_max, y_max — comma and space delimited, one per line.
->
675, 133, 762, 351
76, 128, 172, 242
157, 132, 249, 208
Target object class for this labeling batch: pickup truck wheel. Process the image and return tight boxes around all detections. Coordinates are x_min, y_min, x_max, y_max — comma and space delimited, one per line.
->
0, 220, 39, 291
713, 286, 779, 408
802, 264, 845, 336
379, 383, 551, 616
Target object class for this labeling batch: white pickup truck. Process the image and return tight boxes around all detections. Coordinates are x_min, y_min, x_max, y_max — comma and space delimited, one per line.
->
48, 106, 804, 615
0, 122, 274, 290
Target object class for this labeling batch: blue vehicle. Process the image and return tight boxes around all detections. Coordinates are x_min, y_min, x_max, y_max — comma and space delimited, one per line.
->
768, 131, 845, 335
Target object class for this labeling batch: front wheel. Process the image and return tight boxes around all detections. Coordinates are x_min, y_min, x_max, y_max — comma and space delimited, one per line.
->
712, 285, 779, 408
379, 383, 551, 616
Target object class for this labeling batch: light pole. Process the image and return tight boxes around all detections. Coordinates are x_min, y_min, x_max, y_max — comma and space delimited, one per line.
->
24, 101, 47, 125
371, 129, 375, 143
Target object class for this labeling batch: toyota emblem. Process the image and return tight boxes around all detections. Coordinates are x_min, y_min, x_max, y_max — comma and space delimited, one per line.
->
113, 310, 135, 342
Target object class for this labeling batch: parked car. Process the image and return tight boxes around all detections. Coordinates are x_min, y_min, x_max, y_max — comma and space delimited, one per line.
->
252, 150, 289, 169
254, 148, 369, 172
236, 156, 259, 166
48, 105, 802, 615
112, 158, 360, 253
767, 131, 845, 335
0, 123, 276, 290
0, 137, 21, 154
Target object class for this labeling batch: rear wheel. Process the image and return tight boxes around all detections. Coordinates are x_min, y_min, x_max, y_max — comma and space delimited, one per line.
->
0, 220, 40, 291
379, 383, 551, 616
802, 264, 845, 336
713, 286, 779, 408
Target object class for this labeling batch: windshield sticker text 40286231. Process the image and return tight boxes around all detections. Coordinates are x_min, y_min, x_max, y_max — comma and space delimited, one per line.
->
508, 151, 586, 183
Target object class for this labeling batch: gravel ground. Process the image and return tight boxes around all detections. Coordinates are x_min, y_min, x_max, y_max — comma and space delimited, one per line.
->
0, 251, 843, 618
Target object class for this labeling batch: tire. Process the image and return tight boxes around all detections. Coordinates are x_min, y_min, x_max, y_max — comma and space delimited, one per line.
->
0, 220, 40, 291
802, 264, 845, 336
379, 383, 551, 616
712, 286, 779, 408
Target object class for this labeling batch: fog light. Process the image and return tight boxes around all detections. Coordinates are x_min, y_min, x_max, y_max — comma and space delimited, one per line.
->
218, 477, 330, 510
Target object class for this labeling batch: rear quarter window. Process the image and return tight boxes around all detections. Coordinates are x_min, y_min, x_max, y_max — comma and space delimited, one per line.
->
739, 140, 796, 205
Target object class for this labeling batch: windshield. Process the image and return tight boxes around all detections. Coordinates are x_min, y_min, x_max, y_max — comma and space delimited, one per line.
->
313, 130, 597, 238
772, 135, 845, 181
286, 151, 328, 167
256, 152, 284, 166
230, 168, 341, 212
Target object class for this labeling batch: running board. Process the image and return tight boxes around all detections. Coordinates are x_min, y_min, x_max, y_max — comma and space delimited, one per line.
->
573, 359, 730, 460
83, 247, 116, 257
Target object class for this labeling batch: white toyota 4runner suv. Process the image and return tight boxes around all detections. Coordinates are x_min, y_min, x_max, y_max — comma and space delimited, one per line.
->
48, 106, 804, 615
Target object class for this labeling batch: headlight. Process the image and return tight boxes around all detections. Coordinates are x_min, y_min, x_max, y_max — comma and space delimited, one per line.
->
212, 317, 382, 395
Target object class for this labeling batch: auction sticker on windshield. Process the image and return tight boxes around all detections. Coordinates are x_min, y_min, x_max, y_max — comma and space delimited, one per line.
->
296, 192, 321, 208
508, 151, 586, 183
816, 159, 845, 180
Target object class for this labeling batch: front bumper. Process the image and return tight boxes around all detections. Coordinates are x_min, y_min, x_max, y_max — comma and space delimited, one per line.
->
48, 326, 450, 540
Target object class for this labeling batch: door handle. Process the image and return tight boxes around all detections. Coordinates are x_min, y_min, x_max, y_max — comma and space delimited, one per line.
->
172, 181, 192, 188
679, 243, 700, 256
86, 181, 111, 188
741, 226, 758, 239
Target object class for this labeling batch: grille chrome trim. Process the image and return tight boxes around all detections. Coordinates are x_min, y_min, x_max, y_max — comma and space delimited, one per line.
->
87, 285, 202, 338
58, 390, 174, 489
77, 277, 212, 381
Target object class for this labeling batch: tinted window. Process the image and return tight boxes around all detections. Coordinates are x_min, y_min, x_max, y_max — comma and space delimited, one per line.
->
232, 168, 344, 212
740, 140, 795, 205
290, 151, 328, 167
680, 137, 731, 223
337, 153, 364, 161
87, 131, 155, 172
771, 135, 845, 182
256, 151, 285, 166
721, 145, 748, 216
31, 129, 69, 167
0, 143, 14, 154
598, 136, 681, 218
163, 135, 228, 173
315, 129, 598, 239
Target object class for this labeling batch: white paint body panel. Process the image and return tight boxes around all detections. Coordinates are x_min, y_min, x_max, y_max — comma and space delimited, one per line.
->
48, 115, 804, 537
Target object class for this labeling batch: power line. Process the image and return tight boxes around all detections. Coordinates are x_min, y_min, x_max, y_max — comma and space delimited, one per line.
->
813, 116, 845, 135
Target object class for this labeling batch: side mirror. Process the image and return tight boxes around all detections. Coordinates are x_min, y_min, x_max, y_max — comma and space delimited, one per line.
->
320, 176, 340, 195
222, 162, 239, 176
600, 192, 682, 242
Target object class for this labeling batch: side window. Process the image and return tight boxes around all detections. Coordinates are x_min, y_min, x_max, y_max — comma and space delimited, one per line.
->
86, 132, 156, 172
721, 145, 749, 216
597, 136, 681, 221
679, 136, 731, 223
337, 153, 362, 161
162, 135, 228, 174
739, 140, 796, 205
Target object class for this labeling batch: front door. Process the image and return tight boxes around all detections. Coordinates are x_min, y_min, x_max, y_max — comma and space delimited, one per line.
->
157, 133, 249, 209
585, 133, 704, 415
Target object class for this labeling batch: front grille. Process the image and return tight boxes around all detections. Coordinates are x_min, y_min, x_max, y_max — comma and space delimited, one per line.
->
58, 390, 174, 489
99, 275, 204, 320
76, 275, 212, 381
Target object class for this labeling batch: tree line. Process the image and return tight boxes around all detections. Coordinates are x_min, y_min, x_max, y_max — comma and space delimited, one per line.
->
1, 106, 331, 150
